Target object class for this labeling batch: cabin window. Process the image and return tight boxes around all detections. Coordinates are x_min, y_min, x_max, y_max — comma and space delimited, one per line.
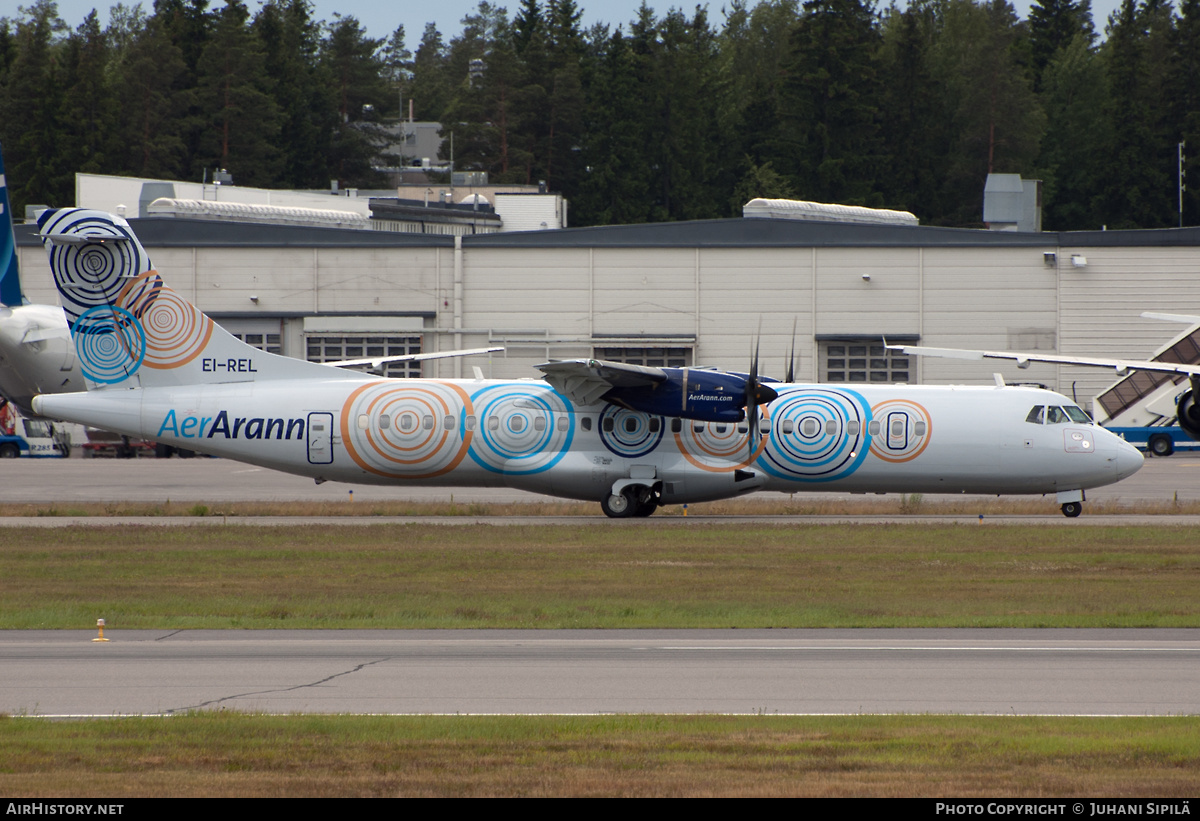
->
602, 417, 614, 433
715, 424, 727, 434
782, 420, 794, 434
649, 418, 661, 433
693, 422, 705, 433
487, 416, 499, 431
399, 414, 417, 432
557, 416, 569, 431
891, 419, 905, 437
914, 421, 927, 436
847, 420, 861, 436
533, 416, 547, 432
801, 418, 819, 436
510, 416, 526, 432
737, 423, 748, 433
581, 417, 592, 432
760, 419, 771, 434
444, 415, 455, 431
868, 420, 881, 436
379, 414, 390, 430
671, 418, 682, 433
825, 420, 838, 435
357, 414, 369, 430
423, 415, 434, 430
625, 417, 638, 433
465, 415, 476, 431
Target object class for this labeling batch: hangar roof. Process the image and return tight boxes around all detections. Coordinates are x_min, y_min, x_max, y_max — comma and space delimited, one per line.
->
15, 217, 1200, 248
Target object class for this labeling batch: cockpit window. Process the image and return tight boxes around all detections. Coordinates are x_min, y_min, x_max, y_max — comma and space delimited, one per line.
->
1063, 406, 1091, 423
1047, 407, 1069, 424
1026, 406, 1045, 424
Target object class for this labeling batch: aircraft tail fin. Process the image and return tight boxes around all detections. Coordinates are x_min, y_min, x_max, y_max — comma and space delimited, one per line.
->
0, 142, 25, 307
37, 208, 349, 390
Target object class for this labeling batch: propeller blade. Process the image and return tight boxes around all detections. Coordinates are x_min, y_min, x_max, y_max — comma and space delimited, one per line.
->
786, 318, 797, 383
746, 334, 762, 460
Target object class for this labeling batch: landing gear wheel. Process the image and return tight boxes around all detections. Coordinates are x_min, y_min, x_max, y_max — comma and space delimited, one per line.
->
1149, 435, 1174, 457
633, 493, 659, 517
601, 489, 637, 518
1061, 501, 1082, 518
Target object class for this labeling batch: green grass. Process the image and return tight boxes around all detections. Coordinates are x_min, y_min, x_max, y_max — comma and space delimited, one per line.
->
0, 714, 1196, 797
3, 523, 1200, 628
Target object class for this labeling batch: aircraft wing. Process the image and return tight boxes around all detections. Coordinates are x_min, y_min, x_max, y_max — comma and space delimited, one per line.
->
326, 346, 502, 370
536, 358, 667, 406
887, 344, 1200, 378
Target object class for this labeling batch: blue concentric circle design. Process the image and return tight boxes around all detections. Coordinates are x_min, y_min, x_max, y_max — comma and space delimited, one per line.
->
598, 407, 664, 458
468, 385, 574, 474
760, 387, 871, 482
72, 305, 146, 384
40, 210, 152, 322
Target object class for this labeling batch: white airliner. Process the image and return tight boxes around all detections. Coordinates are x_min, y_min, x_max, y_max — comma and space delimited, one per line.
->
0, 147, 85, 415
29, 208, 1143, 517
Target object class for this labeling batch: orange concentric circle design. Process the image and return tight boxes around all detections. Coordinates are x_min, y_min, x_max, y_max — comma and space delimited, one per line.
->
340, 381, 474, 479
117, 273, 213, 369
673, 409, 769, 472
868, 398, 932, 463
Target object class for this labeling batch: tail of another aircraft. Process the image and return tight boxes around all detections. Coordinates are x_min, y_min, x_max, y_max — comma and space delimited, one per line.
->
0, 142, 25, 307
37, 208, 349, 390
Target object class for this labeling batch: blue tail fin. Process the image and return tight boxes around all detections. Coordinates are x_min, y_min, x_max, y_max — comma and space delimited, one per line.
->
0, 142, 24, 307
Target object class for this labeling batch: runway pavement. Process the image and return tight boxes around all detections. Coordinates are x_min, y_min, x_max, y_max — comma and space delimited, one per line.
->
3, 449, 1200, 509
2, 629, 1197, 716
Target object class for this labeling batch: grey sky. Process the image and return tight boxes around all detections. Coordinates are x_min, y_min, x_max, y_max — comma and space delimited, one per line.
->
38, 0, 1128, 61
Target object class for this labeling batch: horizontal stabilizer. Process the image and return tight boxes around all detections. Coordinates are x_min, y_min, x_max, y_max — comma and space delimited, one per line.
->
39, 228, 131, 246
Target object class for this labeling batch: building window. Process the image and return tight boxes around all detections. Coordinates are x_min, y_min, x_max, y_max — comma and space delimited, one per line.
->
232, 332, 282, 355
821, 341, 910, 383
306, 335, 422, 378
595, 347, 691, 368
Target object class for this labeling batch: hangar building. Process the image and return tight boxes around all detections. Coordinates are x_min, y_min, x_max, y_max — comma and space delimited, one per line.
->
13, 215, 1200, 415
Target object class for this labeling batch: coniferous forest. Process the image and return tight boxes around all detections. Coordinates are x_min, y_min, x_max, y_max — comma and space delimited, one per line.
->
1, 0, 1198, 229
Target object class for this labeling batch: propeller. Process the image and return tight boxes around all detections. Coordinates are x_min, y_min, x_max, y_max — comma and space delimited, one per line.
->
785, 317, 798, 383
744, 332, 778, 460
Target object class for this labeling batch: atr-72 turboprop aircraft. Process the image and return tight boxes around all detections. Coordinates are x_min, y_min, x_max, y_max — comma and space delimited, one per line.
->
29, 208, 1143, 517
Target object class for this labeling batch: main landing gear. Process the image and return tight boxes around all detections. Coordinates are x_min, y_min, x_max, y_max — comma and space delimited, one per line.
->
600, 486, 659, 518
1060, 501, 1082, 518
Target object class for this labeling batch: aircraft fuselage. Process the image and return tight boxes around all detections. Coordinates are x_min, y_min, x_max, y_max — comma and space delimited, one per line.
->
34, 378, 1143, 505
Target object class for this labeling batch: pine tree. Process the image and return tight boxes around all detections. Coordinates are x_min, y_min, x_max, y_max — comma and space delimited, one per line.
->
254, 0, 334, 187
1172, 0, 1200, 225
110, 14, 190, 178
776, 0, 885, 206
320, 14, 389, 187
1028, 0, 1095, 89
0, 0, 68, 212
194, 0, 281, 186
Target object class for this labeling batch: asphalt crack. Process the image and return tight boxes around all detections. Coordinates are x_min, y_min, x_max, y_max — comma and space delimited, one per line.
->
165, 656, 391, 714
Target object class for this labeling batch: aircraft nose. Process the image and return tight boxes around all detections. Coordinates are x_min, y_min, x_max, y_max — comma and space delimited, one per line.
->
1114, 438, 1144, 481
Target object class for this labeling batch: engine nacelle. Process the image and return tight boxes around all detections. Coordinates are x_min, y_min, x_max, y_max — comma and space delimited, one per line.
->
1177, 389, 1200, 440
604, 368, 775, 423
